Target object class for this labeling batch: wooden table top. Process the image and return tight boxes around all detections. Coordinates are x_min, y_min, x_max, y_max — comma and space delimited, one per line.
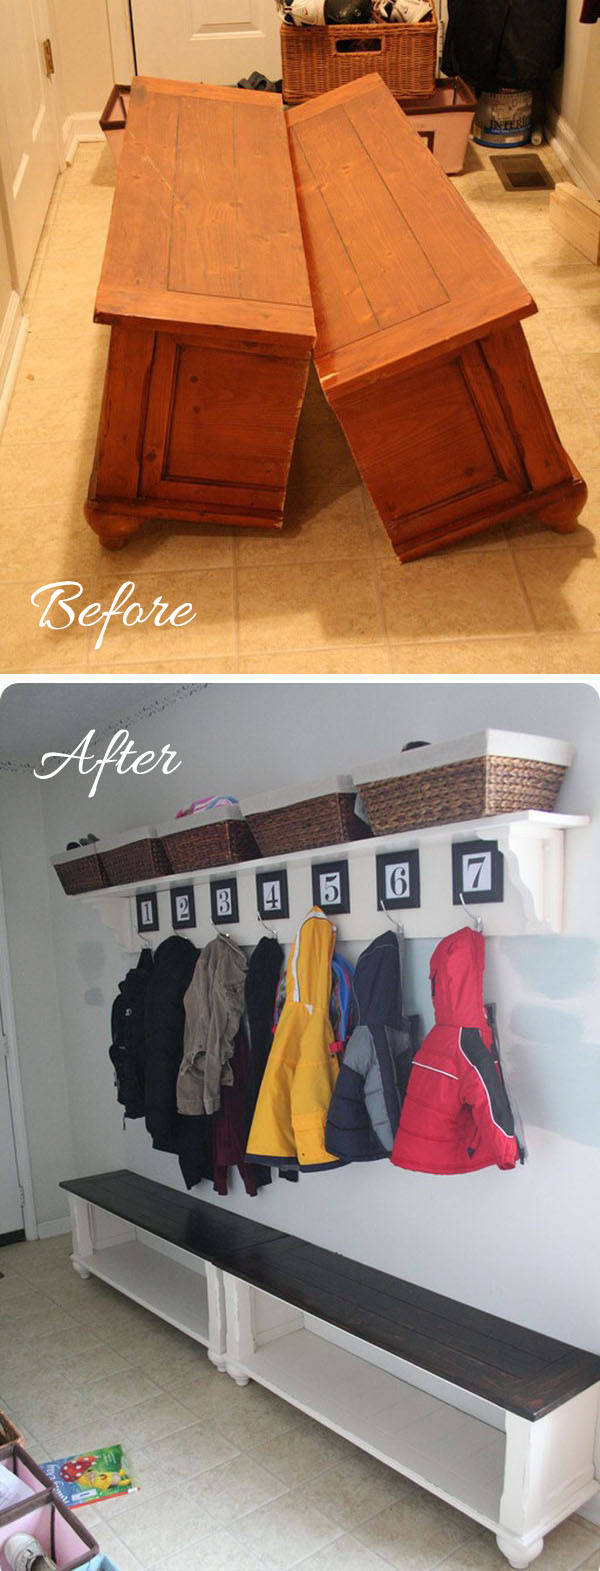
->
287, 75, 537, 395
95, 77, 315, 352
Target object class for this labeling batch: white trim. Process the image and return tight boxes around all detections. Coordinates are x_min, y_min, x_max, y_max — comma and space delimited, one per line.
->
413, 1062, 458, 1081
0, 862, 37, 1241
62, 112, 105, 164
0, 294, 27, 439
545, 105, 600, 200
579, 1497, 600, 1528
38, 1216, 71, 1238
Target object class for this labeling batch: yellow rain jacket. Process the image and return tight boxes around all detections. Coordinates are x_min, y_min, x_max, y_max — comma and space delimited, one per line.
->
246, 907, 341, 1171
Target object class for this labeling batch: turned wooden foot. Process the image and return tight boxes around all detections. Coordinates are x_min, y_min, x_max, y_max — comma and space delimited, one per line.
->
85, 498, 145, 550
207, 1349, 228, 1373
71, 1256, 91, 1280
539, 478, 588, 535
226, 1362, 250, 1386
496, 1535, 544, 1569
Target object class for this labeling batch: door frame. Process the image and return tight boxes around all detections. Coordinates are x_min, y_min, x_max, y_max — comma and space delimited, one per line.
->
106, 0, 136, 81
0, 859, 37, 1241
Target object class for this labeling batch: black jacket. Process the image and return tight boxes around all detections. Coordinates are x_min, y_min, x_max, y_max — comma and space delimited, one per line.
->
244, 936, 284, 1141
442, 0, 565, 90
144, 936, 199, 1155
325, 933, 420, 1162
109, 949, 154, 1120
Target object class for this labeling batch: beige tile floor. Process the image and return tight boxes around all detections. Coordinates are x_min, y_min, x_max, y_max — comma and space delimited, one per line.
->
2, 1235, 600, 1571
0, 137, 599, 674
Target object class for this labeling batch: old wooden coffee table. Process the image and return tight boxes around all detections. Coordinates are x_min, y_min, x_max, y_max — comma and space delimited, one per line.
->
287, 75, 587, 560
86, 78, 315, 549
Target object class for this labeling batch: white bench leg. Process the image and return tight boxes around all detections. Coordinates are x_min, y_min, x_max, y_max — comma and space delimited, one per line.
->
206, 1264, 227, 1373
68, 1194, 93, 1276
223, 1272, 254, 1385
497, 1387, 600, 1568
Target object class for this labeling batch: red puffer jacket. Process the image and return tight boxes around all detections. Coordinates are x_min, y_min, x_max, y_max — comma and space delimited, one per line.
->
391, 927, 520, 1175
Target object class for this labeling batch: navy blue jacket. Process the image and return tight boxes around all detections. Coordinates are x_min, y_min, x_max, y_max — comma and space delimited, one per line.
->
325, 932, 420, 1162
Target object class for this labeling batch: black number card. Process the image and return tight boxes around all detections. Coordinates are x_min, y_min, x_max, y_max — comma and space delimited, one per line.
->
311, 859, 350, 916
136, 890, 159, 933
452, 840, 504, 906
256, 869, 289, 921
170, 885, 196, 930
210, 876, 239, 926
376, 850, 421, 911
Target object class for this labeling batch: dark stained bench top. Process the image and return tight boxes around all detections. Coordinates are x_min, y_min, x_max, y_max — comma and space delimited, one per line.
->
61, 1171, 600, 1423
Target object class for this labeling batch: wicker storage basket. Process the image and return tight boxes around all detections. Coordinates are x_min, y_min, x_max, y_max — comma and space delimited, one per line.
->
354, 732, 573, 835
281, 12, 437, 106
158, 805, 260, 873
51, 844, 108, 897
0, 1442, 53, 1521
0, 1412, 24, 1450
99, 827, 171, 887
241, 775, 372, 856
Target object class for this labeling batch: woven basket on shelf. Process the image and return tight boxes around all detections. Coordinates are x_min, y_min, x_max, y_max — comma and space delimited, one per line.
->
359, 756, 568, 836
280, 11, 437, 105
51, 846, 108, 897
99, 831, 171, 887
0, 1409, 24, 1448
243, 782, 372, 857
159, 815, 260, 873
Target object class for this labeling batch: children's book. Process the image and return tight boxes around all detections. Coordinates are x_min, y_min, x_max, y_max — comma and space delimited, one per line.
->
42, 1445, 138, 1509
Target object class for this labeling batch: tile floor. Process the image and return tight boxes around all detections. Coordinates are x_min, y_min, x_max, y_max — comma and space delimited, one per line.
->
0, 137, 599, 674
1, 1235, 600, 1571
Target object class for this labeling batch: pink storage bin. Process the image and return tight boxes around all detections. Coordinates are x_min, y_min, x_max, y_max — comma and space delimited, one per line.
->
0, 1445, 53, 1521
400, 77, 476, 173
0, 1497, 98, 1569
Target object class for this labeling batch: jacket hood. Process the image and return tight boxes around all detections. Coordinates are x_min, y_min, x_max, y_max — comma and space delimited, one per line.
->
354, 932, 403, 1029
152, 934, 199, 984
430, 926, 491, 1043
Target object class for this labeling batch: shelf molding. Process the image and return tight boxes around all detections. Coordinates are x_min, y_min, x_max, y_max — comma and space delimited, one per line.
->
77, 812, 588, 944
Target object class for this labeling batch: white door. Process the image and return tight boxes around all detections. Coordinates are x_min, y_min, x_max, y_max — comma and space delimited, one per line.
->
0, 1006, 24, 1239
0, 0, 61, 294
131, 0, 283, 85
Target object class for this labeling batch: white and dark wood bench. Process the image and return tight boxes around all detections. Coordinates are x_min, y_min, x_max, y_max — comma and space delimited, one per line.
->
61, 1173, 600, 1568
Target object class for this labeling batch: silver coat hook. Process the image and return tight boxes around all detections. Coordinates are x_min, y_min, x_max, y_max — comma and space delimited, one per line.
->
459, 892, 484, 933
257, 910, 278, 941
379, 898, 404, 937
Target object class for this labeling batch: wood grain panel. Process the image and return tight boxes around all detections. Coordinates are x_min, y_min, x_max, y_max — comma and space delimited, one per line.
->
169, 95, 239, 300
294, 105, 448, 335
97, 77, 314, 345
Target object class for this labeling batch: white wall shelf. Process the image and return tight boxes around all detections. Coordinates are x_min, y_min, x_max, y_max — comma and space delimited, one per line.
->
78, 812, 588, 945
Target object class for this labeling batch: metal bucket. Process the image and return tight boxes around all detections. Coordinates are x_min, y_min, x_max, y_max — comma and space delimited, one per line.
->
473, 88, 532, 148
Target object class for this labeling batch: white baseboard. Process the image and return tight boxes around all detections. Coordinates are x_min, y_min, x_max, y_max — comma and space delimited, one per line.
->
545, 106, 600, 199
578, 1497, 600, 1528
0, 292, 28, 439
37, 1216, 72, 1239
62, 112, 105, 164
